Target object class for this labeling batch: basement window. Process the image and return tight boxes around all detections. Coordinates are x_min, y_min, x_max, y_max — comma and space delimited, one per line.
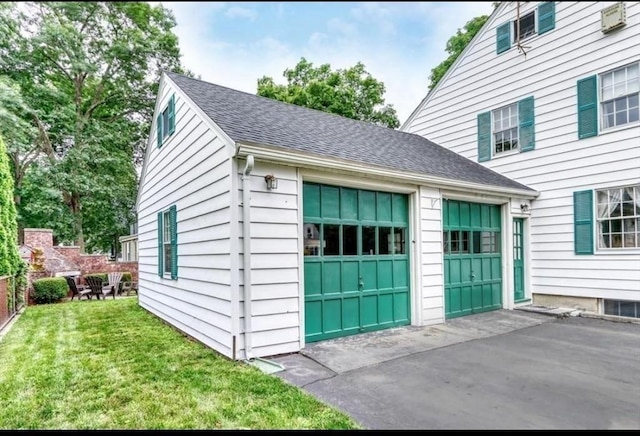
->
604, 299, 640, 318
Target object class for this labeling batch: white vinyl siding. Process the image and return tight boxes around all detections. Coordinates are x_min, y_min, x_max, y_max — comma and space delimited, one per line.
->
404, 1, 640, 303
238, 161, 301, 359
419, 186, 445, 325
137, 79, 235, 358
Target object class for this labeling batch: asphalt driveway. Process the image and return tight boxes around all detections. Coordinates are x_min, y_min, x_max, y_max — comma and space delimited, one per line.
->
273, 310, 640, 430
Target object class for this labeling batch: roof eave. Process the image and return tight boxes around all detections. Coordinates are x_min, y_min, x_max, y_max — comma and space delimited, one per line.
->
236, 141, 539, 199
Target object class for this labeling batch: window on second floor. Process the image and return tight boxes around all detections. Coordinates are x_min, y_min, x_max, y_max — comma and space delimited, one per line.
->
156, 93, 176, 148
601, 63, 639, 130
514, 11, 536, 42
492, 103, 519, 155
477, 97, 534, 162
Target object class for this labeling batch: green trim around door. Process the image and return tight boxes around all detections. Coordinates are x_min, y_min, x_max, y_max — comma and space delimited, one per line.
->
303, 182, 410, 342
443, 199, 502, 319
513, 218, 525, 302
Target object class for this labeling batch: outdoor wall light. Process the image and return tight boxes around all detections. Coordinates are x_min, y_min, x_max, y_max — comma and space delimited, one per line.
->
520, 203, 530, 213
265, 174, 278, 190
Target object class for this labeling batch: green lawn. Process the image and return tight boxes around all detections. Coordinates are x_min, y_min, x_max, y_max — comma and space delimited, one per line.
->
0, 298, 360, 430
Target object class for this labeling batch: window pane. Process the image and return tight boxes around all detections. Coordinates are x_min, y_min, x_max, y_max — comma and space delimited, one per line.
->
603, 299, 618, 315
363, 226, 376, 255
164, 246, 171, 274
615, 97, 628, 111
443, 231, 449, 254
615, 110, 627, 126
628, 63, 639, 79
619, 301, 637, 317
602, 85, 613, 101
379, 227, 392, 255
601, 72, 613, 88
393, 227, 406, 254
602, 101, 614, 115
451, 231, 460, 253
613, 82, 626, 99
629, 78, 640, 94
629, 107, 639, 123
343, 225, 358, 255
472, 231, 481, 254
324, 224, 339, 255
611, 219, 622, 232
604, 114, 614, 129
461, 230, 469, 253
304, 223, 321, 256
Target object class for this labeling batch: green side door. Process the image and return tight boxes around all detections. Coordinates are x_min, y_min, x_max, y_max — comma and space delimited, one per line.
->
303, 183, 410, 342
443, 199, 502, 319
513, 218, 525, 302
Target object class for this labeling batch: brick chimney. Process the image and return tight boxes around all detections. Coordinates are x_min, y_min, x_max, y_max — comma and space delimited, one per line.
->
23, 228, 54, 249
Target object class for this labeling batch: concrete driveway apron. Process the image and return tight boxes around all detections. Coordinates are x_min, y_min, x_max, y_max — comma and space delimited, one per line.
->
272, 310, 640, 430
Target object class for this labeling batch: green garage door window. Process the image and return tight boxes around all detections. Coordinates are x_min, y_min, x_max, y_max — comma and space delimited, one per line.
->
303, 183, 410, 342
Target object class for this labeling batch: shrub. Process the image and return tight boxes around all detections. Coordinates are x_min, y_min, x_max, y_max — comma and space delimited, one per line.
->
84, 273, 108, 283
32, 277, 68, 304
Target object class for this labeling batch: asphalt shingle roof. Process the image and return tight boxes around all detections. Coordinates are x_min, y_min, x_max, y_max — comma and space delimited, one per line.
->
166, 72, 535, 193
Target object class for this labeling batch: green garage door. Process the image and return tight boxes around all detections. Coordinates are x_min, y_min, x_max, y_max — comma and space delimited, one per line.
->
443, 199, 502, 319
303, 182, 410, 342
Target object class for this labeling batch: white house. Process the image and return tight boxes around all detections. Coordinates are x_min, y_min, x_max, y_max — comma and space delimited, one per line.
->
136, 71, 541, 361
402, 1, 640, 318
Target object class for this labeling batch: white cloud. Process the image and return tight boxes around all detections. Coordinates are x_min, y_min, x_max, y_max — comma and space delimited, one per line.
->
162, 1, 495, 124
224, 6, 257, 21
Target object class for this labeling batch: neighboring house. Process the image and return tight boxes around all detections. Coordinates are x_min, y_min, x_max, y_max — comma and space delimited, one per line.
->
136, 71, 539, 361
402, 2, 640, 318
119, 224, 138, 262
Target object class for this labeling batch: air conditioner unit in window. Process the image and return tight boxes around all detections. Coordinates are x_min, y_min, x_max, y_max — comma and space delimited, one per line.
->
601, 2, 626, 33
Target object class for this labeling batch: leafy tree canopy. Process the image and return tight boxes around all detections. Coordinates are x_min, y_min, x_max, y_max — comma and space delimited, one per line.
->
0, 1, 185, 252
428, 14, 490, 91
257, 57, 400, 129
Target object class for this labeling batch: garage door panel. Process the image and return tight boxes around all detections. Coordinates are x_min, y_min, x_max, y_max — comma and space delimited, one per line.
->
378, 294, 394, 324
323, 299, 342, 333
362, 295, 378, 327
321, 186, 340, 219
361, 261, 377, 291
392, 194, 408, 223
393, 259, 408, 287
359, 191, 376, 221
305, 301, 322, 337
341, 188, 358, 220
342, 261, 359, 292
394, 292, 409, 321
378, 260, 393, 290
377, 192, 392, 221
343, 297, 360, 330
304, 262, 322, 296
323, 262, 341, 294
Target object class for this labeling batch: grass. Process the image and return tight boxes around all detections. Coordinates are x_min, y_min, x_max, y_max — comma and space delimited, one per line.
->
0, 298, 360, 430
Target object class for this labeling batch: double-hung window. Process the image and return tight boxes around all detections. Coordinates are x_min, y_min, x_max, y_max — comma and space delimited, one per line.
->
578, 62, 640, 139
477, 97, 534, 162
601, 63, 639, 130
493, 103, 519, 155
596, 185, 640, 249
573, 184, 640, 254
157, 205, 178, 279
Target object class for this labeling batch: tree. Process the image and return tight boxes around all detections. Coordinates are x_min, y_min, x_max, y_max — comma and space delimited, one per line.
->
257, 57, 400, 129
428, 14, 490, 91
0, 2, 184, 252
0, 135, 21, 278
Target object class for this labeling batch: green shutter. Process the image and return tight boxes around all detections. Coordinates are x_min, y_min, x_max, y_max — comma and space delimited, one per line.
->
156, 115, 163, 148
577, 76, 598, 139
496, 22, 511, 54
169, 205, 178, 280
538, 2, 556, 35
157, 211, 163, 276
477, 111, 492, 162
168, 94, 175, 135
519, 96, 535, 152
574, 190, 594, 255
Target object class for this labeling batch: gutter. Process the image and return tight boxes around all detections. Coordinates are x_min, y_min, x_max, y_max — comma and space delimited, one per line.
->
236, 142, 539, 200
242, 155, 254, 360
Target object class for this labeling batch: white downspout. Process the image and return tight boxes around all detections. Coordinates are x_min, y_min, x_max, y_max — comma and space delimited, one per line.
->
242, 155, 254, 360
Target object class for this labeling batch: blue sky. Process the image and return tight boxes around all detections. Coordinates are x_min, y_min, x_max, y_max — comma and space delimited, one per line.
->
158, 2, 495, 125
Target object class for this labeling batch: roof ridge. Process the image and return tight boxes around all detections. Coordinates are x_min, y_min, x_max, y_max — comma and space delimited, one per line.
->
164, 70, 413, 136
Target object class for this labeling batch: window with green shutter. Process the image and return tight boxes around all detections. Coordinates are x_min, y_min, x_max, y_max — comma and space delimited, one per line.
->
537, 2, 556, 35
157, 93, 176, 148
480, 96, 535, 160
577, 76, 598, 139
496, 22, 511, 54
158, 205, 178, 279
574, 190, 594, 255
